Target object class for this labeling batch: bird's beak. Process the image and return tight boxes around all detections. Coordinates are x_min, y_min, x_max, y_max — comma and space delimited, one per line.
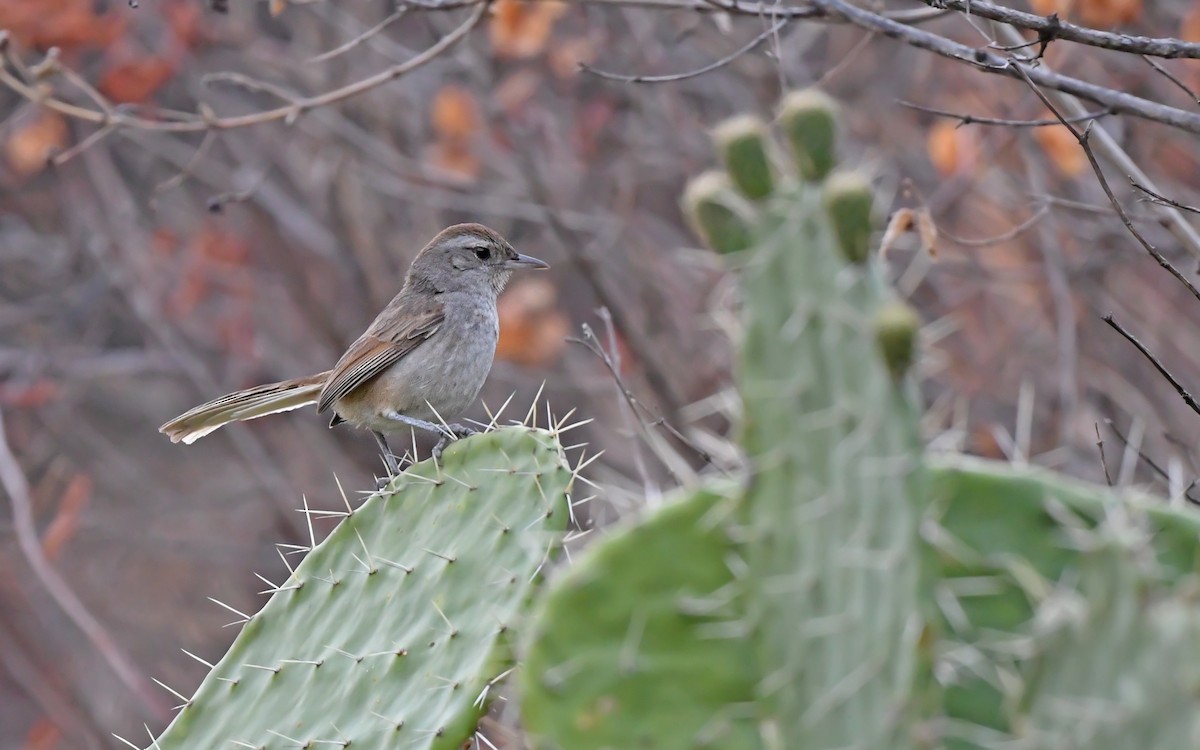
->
507, 253, 550, 270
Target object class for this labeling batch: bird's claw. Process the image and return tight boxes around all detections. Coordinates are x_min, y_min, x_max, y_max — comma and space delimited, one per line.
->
431, 423, 478, 463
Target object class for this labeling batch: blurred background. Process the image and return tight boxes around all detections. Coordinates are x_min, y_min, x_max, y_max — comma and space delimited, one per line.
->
3, 0, 1200, 746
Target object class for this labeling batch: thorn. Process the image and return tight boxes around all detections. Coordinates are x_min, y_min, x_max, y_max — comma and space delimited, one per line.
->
370, 711, 404, 730
229, 741, 259, 749
376, 556, 413, 573
279, 658, 323, 666
549, 407, 577, 436
151, 676, 191, 704
143, 723, 164, 750
296, 507, 348, 518
431, 601, 459, 637
181, 648, 215, 669
473, 667, 514, 707
399, 468, 441, 485
354, 528, 375, 571
441, 471, 474, 490
429, 674, 463, 691
301, 493, 317, 550
326, 646, 363, 662
422, 548, 456, 563
483, 391, 516, 432
266, 729, 305, 745
555, 417, 593, 436
490, 513, 511, 533
274, 540, 298, 576
112, 733, 139, 750
422, 399, 457, 442
523, 381, 547, 427
570, 494, 597, 509
475, 731, 501, 750
351, 552, 376, 575
573, 449, 606, 476
531, 473, 549, 505
254, 572, 281, 595
333, 474, 354, 515
207, 596, 251, 622
243, 663, 280, 674
563, 528, 594, 544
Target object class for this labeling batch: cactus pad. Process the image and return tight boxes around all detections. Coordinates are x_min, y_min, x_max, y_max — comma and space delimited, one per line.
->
521, 486, 762, 750
151, 427, 571, 750
927, 455, 1200, 749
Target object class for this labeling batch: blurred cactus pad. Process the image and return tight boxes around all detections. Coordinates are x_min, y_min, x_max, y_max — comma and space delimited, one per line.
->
149, 427, 572, 750
521, 89, 1200, 749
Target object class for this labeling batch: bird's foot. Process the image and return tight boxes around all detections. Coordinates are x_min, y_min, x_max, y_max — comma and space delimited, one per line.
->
432, 423, 478, 463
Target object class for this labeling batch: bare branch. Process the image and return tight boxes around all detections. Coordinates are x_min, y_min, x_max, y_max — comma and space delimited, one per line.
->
1009, 59, 1200, 305
918, 0, 1200, 59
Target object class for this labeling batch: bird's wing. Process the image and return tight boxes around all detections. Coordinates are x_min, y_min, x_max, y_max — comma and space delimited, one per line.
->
316, 300, 445, 414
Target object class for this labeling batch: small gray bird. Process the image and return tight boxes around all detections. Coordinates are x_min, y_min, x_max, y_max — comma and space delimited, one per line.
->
159, 223, 549, 474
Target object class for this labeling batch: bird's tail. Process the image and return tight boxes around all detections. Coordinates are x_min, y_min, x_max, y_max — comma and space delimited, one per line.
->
159, 371, 331, 444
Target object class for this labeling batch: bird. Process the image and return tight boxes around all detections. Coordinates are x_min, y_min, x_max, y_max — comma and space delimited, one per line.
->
159, 223, 549, 476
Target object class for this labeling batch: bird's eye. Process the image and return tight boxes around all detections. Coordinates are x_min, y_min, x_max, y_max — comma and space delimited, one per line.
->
473, 247, 490, 261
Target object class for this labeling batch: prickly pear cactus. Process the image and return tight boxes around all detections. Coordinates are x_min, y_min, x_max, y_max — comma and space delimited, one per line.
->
520, 85, 1200, 750
927, 455, 1200, 749
150, 427, 570, 750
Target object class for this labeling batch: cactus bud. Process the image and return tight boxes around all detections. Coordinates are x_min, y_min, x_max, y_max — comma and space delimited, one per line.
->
823, 172, 874, 264
712, 115, 775, 200
874, 301, 920, 379
682, 170, 756, 254
778, 89, 839, 181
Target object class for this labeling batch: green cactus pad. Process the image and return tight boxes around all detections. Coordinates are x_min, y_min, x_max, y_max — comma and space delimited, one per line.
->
777, 88, 839, 182
521, 486, 762, 750
151, 427, 571, 750
682, 170, 756, 254
713, 115, 776, 200
927, 455, 1200, 749
823, 172, 875, 263
874, 301, 921, 379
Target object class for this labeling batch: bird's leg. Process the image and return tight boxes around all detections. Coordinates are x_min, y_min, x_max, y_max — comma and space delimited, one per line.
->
372, 430, 400, 479
381, 410, 477, 462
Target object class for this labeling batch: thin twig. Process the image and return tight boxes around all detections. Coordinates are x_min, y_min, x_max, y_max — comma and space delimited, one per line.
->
1141, 55, 1200, 106
0, 410, 168, 716
939, 206, 1047, 247
1129, 179, 1200, 216
1094, 422, 1112, 486
580, 18, 787, 83
1102, 314, 1200, 418
899, 100, 1112, 128
1103, 418, 1200, 505
308, 7, 410, 63
566, 329, 716, 468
